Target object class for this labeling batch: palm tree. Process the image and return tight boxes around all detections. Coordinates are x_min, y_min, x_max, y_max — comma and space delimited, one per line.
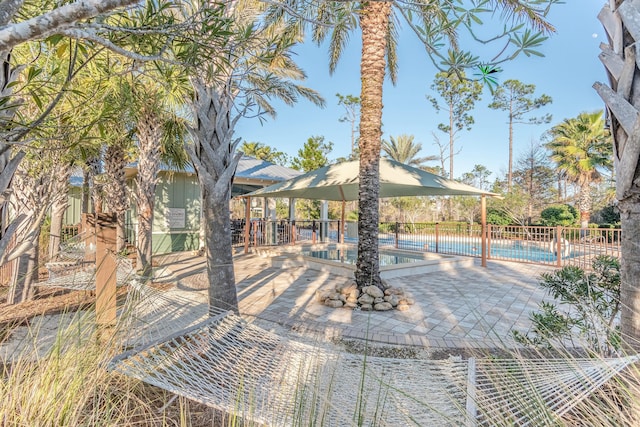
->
545, 111, 612, 229
104, 60, 190, 275
594, 0, 640, 348
382, 134, 437, 168
185, 3, 323, 312
300, 1, 554, 290
239, 141, 288, 165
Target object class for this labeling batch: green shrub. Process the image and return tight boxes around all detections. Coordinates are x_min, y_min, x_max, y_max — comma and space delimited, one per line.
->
486, 208, 512, 225
540, 204, 578, 226
513, 255, 621, 356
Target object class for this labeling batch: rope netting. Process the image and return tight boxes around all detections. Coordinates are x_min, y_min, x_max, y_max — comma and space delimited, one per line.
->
38, 230, 138, 290
42, 255, 136, 290
109, 284, 640, 427
56, 231, 96, 261
472, 356, 639, 426
111, 311, 469, 426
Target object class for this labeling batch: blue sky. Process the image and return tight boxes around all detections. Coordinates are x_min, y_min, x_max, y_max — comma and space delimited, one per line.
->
235, 1, 607, 181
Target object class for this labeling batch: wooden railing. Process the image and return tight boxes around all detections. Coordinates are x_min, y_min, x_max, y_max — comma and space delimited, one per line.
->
233, 219, 622, 269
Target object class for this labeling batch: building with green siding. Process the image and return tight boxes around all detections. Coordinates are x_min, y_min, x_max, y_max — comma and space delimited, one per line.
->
65, 156, 300, 254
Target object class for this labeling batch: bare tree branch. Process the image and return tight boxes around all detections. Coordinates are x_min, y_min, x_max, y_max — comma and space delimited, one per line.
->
0, 0, 140, 51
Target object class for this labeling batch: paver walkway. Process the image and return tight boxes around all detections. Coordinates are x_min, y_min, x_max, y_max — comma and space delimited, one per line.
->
159, 251, 554, 349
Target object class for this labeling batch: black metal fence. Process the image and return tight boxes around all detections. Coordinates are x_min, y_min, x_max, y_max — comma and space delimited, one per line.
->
232, 219, 622, 269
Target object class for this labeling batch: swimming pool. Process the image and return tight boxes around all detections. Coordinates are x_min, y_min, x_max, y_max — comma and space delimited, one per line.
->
300, 248, 426, 266
270, 244, 474, 278
297, 230, 577, 263
390, 239, 576, 263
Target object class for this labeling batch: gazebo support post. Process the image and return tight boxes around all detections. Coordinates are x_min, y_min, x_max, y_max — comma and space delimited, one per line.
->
244, 197, 250, 254
481, 194, 487, 268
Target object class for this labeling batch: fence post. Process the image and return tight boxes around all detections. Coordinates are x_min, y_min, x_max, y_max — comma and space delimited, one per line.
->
395, 222, 400, 249
291, 221, 296, 246
481, 194, 487, 267
244, 198, 251, 254
82, 213, 96, 263
487, 224, 492, 260
312, 220, 317, 244
435, 223, 439, 253
556, 225, 562, 268
253, 221, 258, 247
94, 213, 117, 342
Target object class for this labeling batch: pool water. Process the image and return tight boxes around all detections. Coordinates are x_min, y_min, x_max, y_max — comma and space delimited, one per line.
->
301, 249, 425, 266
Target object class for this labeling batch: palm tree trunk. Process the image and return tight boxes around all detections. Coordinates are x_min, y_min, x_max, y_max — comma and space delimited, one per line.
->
187, 80, 242, 313
48, 194, 68, 260
578, 182, 591, 229
595, 0, 640, 350
355, 2, 390, 291
202, 186, 238, 312
136, 111, 162, 276
104, 143, 129, 252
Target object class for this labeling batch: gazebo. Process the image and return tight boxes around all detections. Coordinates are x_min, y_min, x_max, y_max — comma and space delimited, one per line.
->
243, 158, 498, 266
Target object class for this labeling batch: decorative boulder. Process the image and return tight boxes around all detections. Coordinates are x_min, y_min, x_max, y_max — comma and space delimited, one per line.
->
362, 285, 384, 299
318, 283, 415, 311
384, 295, 400, 307
327, 292, 343, 301
384, 287, 405, 296
358, 294, 375, 305
315, 290, 331, 303
325, 299, 344, 308
374, 302, 393, 311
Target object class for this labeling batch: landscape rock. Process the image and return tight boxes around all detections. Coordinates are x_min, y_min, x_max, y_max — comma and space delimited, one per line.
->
327, 292, 342, 301
315, 290, 331, 303
360, 303, 373, 311
384, 295, 400, 306
325, 299, 344, 308
396, 303, 410, 311
374, 302, 393, 311
336, 280, 357, 294
362, 285, 384, 298
358, 294, 375, 305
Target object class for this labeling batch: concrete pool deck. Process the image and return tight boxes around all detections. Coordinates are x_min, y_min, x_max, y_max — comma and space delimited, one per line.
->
158, 250, 555, 350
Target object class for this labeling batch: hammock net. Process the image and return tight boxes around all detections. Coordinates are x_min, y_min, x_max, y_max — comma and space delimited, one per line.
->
110, 284, 640, 427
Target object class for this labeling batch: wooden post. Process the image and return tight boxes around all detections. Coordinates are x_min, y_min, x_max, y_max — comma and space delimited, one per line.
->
312, 220, 317, 244
487, 224, 492, 260
94, 213, 117, 340
253, 221, 258, 247
340, 201, 346, 244
244, 197, 250, 254
291, 222, 296, 246
481, 194, 487, 268
395, 222, 400, 249
82, 213, 95, 263
556, 225, 562, 267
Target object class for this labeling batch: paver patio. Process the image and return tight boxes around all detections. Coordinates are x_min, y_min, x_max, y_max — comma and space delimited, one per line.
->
160, 251, 554, 349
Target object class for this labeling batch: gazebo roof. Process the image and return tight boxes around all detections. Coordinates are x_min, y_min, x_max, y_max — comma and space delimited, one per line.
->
244, 158, 497, 201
